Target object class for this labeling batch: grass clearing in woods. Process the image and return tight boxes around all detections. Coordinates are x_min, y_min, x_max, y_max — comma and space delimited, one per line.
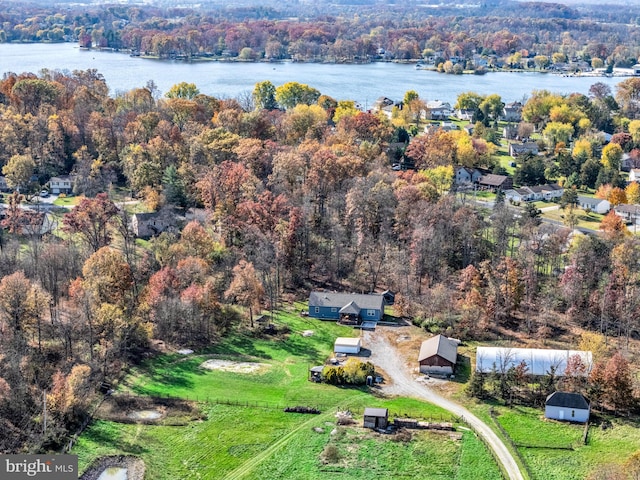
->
73, 307, 501, 479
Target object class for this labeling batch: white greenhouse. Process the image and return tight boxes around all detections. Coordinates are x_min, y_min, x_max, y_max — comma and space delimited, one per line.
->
475, 347, 592, 376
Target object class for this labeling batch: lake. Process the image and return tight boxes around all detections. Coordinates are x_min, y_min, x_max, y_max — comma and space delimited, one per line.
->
0, 42, 626, 107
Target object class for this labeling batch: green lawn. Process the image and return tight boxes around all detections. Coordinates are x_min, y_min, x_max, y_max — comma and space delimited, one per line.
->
53, 195, 80, 207
73, 308, 502, 479
541, 207, 603, 230
483, 405, 640, 480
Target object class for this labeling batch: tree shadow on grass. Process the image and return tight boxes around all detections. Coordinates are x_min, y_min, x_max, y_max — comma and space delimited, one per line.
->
208, 334, 273, 359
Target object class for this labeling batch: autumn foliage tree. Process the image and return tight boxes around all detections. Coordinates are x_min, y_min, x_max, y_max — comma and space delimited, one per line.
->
62, 193, 119, 252
225, 260, 265, 327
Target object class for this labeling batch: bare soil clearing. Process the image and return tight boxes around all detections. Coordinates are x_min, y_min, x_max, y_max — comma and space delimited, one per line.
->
200, 359, 271, 373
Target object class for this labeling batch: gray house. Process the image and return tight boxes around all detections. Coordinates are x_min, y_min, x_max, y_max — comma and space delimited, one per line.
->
308, 292, 385, 322
545, 392, 590, 423
131, 210, 177, 238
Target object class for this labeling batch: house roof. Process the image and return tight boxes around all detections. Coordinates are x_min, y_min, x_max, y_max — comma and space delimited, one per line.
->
476, 347, 592, 376
49, 175, 72, 183
363, 407, 388, 417
335, 337, 361, 347
339, 301, 361, 315
478, 174, 510, 187
310, 366, 324, 373
546, 392, 590, 409
578, 196, 608, 208
418, 334, 458, 364
309, 292, 385, 311
615, 204, 640, 215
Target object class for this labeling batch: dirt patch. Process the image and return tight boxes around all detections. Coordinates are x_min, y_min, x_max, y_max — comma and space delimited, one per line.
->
302, 330, 314, 337
80, 456, 145, 480
127, 409, 164, 420
96, 395, 203, 425
200, 359, 271, 374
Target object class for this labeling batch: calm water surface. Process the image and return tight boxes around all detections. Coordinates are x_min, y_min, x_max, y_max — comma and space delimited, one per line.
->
0, 42, 625, 107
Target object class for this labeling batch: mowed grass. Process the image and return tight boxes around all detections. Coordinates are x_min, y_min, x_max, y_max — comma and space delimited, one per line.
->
489, 405, 640, 480
73, 308, 503, 479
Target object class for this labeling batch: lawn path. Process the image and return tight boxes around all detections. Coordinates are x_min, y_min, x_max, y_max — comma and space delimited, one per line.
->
223, 410, 336, 480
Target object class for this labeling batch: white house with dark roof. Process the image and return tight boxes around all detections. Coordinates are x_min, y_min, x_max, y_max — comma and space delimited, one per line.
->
545, 392, 590, 423
614, 204, 640, 225
48, 175, 73, 194
578, 196, 610, 214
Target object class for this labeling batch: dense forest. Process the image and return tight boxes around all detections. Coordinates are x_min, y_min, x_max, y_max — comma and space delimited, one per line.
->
1, 66, 640, 453
1, 1, 640, 67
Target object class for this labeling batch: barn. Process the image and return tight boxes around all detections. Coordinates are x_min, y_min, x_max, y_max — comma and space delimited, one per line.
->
545, 392, 590, 423
475, 347, 592, 376
363, 408, 388, 429
334, 337, 362, 354
418, 335, 459, 375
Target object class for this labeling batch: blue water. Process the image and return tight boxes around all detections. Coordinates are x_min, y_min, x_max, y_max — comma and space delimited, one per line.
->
0, 42, 625, 106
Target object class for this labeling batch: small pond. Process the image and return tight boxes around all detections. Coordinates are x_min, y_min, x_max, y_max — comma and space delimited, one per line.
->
97, 467, 128, 480
127, 409, 162, 420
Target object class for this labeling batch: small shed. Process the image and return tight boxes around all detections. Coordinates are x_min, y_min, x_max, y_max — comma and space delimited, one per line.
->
363, 407, 388, 429
309, 366, 324, 382
418, 335, 458, 375
545, 392, 590, 423
334, 337, 362, 354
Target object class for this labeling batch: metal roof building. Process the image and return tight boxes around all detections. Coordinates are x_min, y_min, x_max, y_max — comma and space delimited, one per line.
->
475, 347, 592, 376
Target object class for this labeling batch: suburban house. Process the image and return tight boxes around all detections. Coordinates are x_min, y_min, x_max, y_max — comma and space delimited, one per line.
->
454, 166, 483, 186
363, 408, 388, 429
477, 174, 513, 191
506, 184, 563, 203
0, 176, 9, 192
373, 97, 401, 119
509, 142, 539, 158
426, 100, 452, 120
418, 334, 459, 375
48, 175, 73, 194
614, 204, 640, 225
424, 121, 458, 134
475, 347, 592, 377
503, 125, 518, 140
502, 101, 523, 122
455, 109, 474, 121
131, 210, 177, 238
577, 196, 610, 214
463, 123, 474, 135
505, 187, 535, 203
334, 337, 362, 354
545, 392, 590, 423
308, 292, 385, 322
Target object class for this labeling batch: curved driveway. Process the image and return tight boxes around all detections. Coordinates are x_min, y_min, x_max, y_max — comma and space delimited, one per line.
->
364, 329, 524, 480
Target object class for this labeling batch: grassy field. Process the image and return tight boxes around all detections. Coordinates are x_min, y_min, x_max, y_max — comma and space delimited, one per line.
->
541, 207, 603, 230
73, 308, 502, 479
478, 404, 640, 480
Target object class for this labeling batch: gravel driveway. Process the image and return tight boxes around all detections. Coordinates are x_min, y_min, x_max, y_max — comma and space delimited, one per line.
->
364, 327, 524, 480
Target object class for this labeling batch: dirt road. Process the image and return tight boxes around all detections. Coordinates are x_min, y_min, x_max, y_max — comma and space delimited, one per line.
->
364, 328, 524, 480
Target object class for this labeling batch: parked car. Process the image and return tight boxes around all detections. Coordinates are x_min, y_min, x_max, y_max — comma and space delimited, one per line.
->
39, 190, 49, 198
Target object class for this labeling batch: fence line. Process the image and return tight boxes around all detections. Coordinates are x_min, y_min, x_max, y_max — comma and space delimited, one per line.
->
489, 407, 534, 480
107, 392, 459, 423
458, 414, 509, 480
